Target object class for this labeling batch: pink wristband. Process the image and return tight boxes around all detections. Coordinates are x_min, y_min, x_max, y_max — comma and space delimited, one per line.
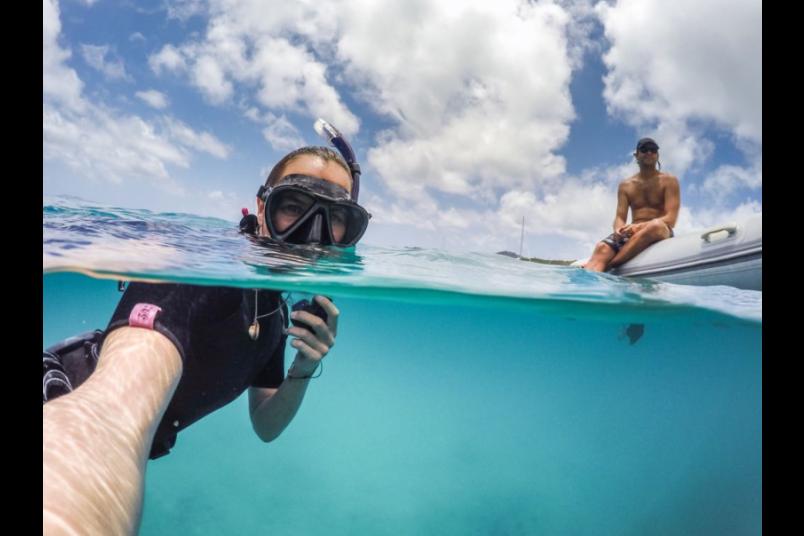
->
129, 303, 162, 329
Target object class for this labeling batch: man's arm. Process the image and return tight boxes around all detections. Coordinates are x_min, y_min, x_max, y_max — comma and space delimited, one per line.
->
613, 182, 630, 233
659, 175, 681, 229
249, 296, 339, 442
44, 328, 183, 536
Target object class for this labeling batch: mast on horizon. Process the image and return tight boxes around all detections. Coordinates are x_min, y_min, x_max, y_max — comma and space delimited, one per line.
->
519, 216, 525, 259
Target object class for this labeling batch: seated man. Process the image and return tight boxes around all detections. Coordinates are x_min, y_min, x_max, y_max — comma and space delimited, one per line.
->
584, 138, 680, 272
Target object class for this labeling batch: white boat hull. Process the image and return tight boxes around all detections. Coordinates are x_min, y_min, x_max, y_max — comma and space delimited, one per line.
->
575, 214, 762, 291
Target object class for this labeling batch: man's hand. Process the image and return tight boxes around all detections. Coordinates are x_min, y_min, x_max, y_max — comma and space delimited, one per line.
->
618, 222, 648, 237
286, 296, 339, 376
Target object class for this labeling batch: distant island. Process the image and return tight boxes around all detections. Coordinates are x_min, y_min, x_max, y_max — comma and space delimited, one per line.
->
496, 251, 575, 266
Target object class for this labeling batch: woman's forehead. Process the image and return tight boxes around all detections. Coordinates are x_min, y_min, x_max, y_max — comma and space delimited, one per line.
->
282, 155, 352, 192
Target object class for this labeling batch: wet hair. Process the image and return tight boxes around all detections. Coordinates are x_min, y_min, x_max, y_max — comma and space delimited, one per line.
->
264, 146, 351, 189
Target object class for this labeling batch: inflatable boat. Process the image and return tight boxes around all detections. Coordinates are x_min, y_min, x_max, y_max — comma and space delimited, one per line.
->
574, 214, 762, 290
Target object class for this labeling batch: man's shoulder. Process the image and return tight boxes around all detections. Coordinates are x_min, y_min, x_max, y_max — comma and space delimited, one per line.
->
658, 172, 680, 185
619, 174, 640, 189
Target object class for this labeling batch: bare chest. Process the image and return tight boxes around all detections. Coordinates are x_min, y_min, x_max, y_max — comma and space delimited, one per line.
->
627, 180, 666, 210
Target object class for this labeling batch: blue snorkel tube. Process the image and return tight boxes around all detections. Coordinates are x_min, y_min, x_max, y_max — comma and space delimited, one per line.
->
314, 118, 361, 202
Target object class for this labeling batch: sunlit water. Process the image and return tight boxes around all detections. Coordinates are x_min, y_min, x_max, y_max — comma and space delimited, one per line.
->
44, 197, 761, 535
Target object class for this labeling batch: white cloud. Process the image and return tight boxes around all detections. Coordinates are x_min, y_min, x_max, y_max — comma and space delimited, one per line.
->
242, 106, 261, 123
43, 0, 84, 111
147, 0, 359, 134
80, 44, 131, 81
261, 114, 305, 151
166, 0, 208, 21
43, 99, 232, 192
595, 0, 762, 175
190, 54, 234, 104
676, 200, 762, 234
250, 36, 359, 134
129, 32, 146, 43
365, 195, 470, 231
43, 103, 188, 189
43, 0, 230, 194
161, 117, 231, 158
201, 189, 241, 220
343, 0, 575, 205
135, 89, 170, 109
149, 44, 187, 75
498, 182, 615, 241
695, 161, 762, 201
364, 175, 617, 257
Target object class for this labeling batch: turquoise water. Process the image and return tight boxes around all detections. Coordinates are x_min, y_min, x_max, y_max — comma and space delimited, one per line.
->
44, 198, 762, 535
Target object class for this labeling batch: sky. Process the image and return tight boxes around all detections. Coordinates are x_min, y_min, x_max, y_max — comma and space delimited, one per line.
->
43, 0, 762, 260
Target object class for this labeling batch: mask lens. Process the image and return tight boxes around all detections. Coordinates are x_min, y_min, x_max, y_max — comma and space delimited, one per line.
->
269, 190, 316, 232
266, 185, 369, 246
330, 203, 369, 246
329, 205, 349, 242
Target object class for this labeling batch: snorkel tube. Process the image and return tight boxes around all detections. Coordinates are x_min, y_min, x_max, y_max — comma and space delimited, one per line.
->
314, 118, 361, 202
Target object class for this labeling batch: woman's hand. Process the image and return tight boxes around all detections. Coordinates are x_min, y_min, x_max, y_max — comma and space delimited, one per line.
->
286, 296, 339, 376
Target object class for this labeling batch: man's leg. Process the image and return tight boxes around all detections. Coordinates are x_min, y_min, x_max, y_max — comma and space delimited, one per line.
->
584, 241, 618, 272
609, 220, 672, 268
43, 327, 182, 536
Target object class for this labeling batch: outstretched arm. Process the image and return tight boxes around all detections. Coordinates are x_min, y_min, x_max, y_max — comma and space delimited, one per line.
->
43, 327, 183, 536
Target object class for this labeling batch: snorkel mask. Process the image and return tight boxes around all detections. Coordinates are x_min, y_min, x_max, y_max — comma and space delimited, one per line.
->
258, 173, 370, 246
247, 119, 371, 247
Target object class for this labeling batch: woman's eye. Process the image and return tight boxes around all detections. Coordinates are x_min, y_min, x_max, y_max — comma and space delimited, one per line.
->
332, 212, 346, 225
280, 203, 304, 216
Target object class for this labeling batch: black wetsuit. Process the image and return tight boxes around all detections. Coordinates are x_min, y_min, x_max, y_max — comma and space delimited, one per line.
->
45, 283, 288, 459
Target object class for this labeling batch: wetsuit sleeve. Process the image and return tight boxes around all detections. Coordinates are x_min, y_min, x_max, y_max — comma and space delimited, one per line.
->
104, 282, 193, 362
250, 335, 286, 388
